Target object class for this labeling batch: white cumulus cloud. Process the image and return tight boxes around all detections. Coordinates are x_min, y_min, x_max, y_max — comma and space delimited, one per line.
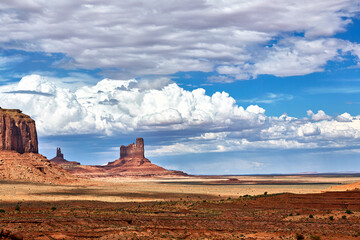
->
1, 75, 360, 157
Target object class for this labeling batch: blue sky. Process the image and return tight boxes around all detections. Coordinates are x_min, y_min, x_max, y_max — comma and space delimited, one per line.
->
0, 1, 360, 174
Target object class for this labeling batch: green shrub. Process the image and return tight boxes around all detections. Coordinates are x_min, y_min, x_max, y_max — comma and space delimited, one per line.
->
0, 209, 5, 213
346, 210, 353, 214
309, 214, 314, 218
51, 207, 57, 211
342, 215, 347, 219
15, 205, 20, 211
329, 216, 334, 221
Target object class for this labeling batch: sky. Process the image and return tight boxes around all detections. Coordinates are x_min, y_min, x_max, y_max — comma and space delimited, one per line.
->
0, 0, 360, 174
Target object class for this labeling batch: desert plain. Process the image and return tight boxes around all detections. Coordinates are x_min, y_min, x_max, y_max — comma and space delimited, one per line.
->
1, 174, 360, 239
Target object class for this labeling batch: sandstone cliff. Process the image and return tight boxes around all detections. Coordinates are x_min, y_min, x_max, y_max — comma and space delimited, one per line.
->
0, 108, 38, 154
0, 108, 79, 184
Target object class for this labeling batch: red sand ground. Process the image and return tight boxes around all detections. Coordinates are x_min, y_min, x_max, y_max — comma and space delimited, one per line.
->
0, 191, 359, 239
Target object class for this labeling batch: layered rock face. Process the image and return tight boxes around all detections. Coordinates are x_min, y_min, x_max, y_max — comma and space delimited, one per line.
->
0, 108, 38, 154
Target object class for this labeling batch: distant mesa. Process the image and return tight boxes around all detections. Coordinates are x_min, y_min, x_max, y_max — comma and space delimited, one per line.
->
0, 107, 79, 184
49, 148, 80, 169
64, 138, 188, 178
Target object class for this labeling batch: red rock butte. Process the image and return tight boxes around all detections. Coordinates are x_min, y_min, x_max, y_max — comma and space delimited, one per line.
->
120, 138, 145, 159
0, 107, 38, 154
64, 138, 188, 178
49, 147, 80, 169
0, 107, 79, 184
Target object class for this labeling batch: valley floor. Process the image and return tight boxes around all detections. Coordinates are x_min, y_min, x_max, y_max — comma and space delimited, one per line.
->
0, 175, 360, 239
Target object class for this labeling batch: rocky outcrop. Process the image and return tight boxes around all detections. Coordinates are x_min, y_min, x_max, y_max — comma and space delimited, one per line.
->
0, 108, 80, 184
120, 138, 145, 159
66, 138, 188, 178
49, 148, 80, 169
0, 108, 38, 154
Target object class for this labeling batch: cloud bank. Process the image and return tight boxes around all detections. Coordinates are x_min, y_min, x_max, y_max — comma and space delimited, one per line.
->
1, 75, 360, 156
0, 1, 359, 80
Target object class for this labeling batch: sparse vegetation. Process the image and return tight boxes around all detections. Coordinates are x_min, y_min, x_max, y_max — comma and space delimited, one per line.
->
0, 209, 5, 213
345, 209, 353, 214
329, 216, 334, 221
0, 176, 359, 239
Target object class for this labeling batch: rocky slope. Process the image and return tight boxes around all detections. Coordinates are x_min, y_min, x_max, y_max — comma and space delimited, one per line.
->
64, 138, 187, 178
0, 108, 79, 184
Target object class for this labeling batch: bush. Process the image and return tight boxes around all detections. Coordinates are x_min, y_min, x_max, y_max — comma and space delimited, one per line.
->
264, 192, 268, 196
296, 233, 305, 240
329, 216, 334, 221
309, 214, 314, 218
346, 210, 353, 214
51, 207, 57, 211
0, 209, 5, 213
342, 215, 347, 219
15, 205, 20, 211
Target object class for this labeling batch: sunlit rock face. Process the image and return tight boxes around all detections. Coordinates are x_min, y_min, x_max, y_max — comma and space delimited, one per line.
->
0, 108, 38, 154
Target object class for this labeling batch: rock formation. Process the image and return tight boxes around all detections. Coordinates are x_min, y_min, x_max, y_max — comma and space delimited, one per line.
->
49, 148, 80, 169
120, 138, 145, 159
0, 108, 38, 154
66, 138, 187, 178
0, 108, 79, 184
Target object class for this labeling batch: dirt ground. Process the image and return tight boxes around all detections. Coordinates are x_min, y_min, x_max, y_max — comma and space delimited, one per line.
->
1, 175, 359, 203
0, 175, 360, 239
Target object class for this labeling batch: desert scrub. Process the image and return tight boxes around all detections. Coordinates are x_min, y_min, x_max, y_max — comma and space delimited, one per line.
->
345, 209, 353, 214
0, 209, 5, 213
309, 214, 314, 218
